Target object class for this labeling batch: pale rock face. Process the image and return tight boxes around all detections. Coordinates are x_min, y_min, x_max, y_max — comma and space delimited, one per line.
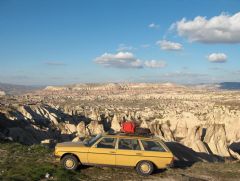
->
173, 121, 188, 139
44, 86, 68, 91
140, 119, 149, 129
181, 112, 200, 129
204, 124, 230, 157
181, 126, 210, 154
89, 110, 99, 121
62, 123, 77, 134
124, 114, 132, 121
97, 115, 102, 122
17, 106, 33, 120
37, 106, 59, 126
140, 108, 156, 120
40, 107, 59, 125
161, 111, 178, 131
16, 105, 60, 127
87, 121, 104, 135
72, 136, 81, 142
111, 114, 121, 132
76, 121, 87, 137
41, 139, 52, 144
160, 123, 175, 141
173, 112, 200, 139
229, 149, 240, 160
48, 113, 59, 125
0, 90, 6, 96
225, 117, 240, 143
150, 122, 174, 141
204, 107, 240, 143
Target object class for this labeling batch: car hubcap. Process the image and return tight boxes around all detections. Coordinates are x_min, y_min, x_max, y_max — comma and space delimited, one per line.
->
140, 163, 150, 173
65, 159, 75, 169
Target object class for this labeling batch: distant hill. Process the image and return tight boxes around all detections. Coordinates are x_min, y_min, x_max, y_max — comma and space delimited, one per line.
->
189, 82, 240, 90
42, 82, 184, 92
218, 82, 240, 90
0, 82, 42, 95
1, 82, 240, 95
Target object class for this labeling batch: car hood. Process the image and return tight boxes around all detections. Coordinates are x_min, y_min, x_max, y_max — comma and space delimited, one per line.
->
56, 141, 86, 148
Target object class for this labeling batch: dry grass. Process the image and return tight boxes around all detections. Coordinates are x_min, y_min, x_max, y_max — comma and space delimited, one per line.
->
0, 141, 240, 181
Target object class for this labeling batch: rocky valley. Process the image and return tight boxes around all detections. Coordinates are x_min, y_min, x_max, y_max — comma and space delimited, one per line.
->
1, 83, 240, 180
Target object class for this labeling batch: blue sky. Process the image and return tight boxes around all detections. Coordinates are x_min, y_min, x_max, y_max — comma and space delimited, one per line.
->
0, 0, 240, 85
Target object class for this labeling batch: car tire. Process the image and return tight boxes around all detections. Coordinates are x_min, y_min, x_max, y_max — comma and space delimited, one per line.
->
61, 155, 79, 170
136, 161, 154, 176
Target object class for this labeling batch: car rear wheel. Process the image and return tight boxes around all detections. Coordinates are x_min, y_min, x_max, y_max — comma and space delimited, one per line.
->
61, 155, 79, 170
136, 161, 154, 176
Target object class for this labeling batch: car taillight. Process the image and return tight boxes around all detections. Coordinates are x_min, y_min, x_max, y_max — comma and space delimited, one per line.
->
54, 147, 58, 155
169, 157, 174, 167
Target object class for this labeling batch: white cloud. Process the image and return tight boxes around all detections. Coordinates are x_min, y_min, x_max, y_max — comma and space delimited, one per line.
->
174, 12, 240, 43
117, 44, 135, 51
148, 23, 160, 29
95, 52, 143, 68
207, 53, 227, 63
144, 60, 166, 68
95, 52, 168, 69
156, 40, 183, 50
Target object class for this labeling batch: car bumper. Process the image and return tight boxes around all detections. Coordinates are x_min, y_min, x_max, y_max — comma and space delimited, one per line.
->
166, 163, 174, 168
166, 158, 174, 168
54, 154, 61, 161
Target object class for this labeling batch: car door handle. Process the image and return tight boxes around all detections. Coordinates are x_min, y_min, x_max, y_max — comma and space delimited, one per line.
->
136, 153, 142, 155
109, 151, 116, 154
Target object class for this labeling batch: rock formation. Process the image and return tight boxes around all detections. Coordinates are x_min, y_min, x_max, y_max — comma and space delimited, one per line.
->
150, 121, 175, 141
110, 114, 121, 132
86, 121, 104, 135
181, 126, 210, 154
203, 124, 230, 157
76, 121, 87, 138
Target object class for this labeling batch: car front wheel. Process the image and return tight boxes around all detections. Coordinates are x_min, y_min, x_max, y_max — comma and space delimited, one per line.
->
136, 161, 154, 176
61, 155, 79, 170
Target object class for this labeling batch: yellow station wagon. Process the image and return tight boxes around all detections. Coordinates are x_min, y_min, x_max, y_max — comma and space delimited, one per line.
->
54, 134, 174, 175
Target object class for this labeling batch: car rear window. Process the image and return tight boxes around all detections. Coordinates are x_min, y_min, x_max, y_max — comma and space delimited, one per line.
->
118, 139, 141, 150
141, 140, 166, 152
96, 137, 116, 149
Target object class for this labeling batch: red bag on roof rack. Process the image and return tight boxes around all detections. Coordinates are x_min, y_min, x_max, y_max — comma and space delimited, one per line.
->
121, 121, 135, 134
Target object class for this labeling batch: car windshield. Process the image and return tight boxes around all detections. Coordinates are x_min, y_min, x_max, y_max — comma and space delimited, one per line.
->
83, 134, 102, 147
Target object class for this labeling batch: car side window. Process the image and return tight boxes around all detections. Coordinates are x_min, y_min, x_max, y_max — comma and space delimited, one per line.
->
141, 140, 166, 152
118, 139, 141, 150
96, 138, 116, 149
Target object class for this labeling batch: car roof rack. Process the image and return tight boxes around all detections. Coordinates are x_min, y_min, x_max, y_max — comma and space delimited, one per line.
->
106, 131, 155, 138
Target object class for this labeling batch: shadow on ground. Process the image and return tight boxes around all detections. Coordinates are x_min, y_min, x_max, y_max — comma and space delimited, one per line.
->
165, 142, 224, 168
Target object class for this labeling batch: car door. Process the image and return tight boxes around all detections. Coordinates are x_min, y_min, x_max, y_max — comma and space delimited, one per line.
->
87, 137, 117, 166
115, 138, 143, 167
140, 139, 173, 168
